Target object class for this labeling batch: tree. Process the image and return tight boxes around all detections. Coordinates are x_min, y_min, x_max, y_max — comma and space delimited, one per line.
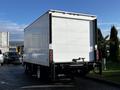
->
97, 28, 109, 61
109, 26, 119, 62
97, 28, 104, 61
97, 28, 104, 42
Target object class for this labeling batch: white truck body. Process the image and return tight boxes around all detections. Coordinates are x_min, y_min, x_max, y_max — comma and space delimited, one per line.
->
24, 13, 49, 66
24, 10, 96, 67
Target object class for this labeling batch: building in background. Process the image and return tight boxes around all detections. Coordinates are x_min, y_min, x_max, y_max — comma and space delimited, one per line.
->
0, 32, 9, 53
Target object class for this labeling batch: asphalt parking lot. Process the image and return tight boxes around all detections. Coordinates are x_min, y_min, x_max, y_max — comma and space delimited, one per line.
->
0, 64, 120, 90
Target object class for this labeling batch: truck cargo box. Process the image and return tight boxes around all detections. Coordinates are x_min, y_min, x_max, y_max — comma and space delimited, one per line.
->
24, 10, 98, 79
24, 10, 96, 66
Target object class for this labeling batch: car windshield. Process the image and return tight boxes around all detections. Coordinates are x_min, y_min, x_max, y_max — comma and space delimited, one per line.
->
8, 52, 19, 56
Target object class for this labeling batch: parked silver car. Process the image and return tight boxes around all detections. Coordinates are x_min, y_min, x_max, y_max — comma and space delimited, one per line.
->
3, 52, 20, 64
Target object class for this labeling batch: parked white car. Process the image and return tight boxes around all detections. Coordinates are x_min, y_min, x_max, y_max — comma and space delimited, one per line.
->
0, 50, 4, 65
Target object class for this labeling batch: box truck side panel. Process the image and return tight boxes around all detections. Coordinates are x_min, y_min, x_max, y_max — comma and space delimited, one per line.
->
24, 13, 49, 66
52, 16, 94, 63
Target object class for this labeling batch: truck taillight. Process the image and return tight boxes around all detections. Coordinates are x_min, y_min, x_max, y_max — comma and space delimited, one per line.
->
49, 49, 53, 63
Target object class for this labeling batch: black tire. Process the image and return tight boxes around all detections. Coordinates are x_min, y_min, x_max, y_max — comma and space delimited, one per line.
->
24, 63, 32, 75
36, 66, 41, 79
37, 66, 50, 81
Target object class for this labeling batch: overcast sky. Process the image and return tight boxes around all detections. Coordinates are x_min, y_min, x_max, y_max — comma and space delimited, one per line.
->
0, 0, 120, 41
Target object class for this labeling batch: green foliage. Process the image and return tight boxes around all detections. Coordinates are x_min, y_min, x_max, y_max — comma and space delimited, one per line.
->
109, 26, 119, 62
97, 28, 104, 42
97, 28, 108, 59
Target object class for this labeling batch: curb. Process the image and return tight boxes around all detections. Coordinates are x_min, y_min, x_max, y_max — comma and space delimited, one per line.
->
86, 75, 120, 88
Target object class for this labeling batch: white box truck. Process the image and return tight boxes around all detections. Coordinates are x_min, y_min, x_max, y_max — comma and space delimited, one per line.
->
24, 10, 98, 80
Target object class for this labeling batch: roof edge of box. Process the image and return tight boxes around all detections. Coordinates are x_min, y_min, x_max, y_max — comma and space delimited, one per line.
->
48, 9, 96, 18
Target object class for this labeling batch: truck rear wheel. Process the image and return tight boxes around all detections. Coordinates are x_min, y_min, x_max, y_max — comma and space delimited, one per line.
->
37, 66, 40, 79
24, 63, 31, 74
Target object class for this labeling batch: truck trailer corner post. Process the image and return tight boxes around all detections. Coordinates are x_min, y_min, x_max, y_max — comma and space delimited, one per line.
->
23, 10, 97, 80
